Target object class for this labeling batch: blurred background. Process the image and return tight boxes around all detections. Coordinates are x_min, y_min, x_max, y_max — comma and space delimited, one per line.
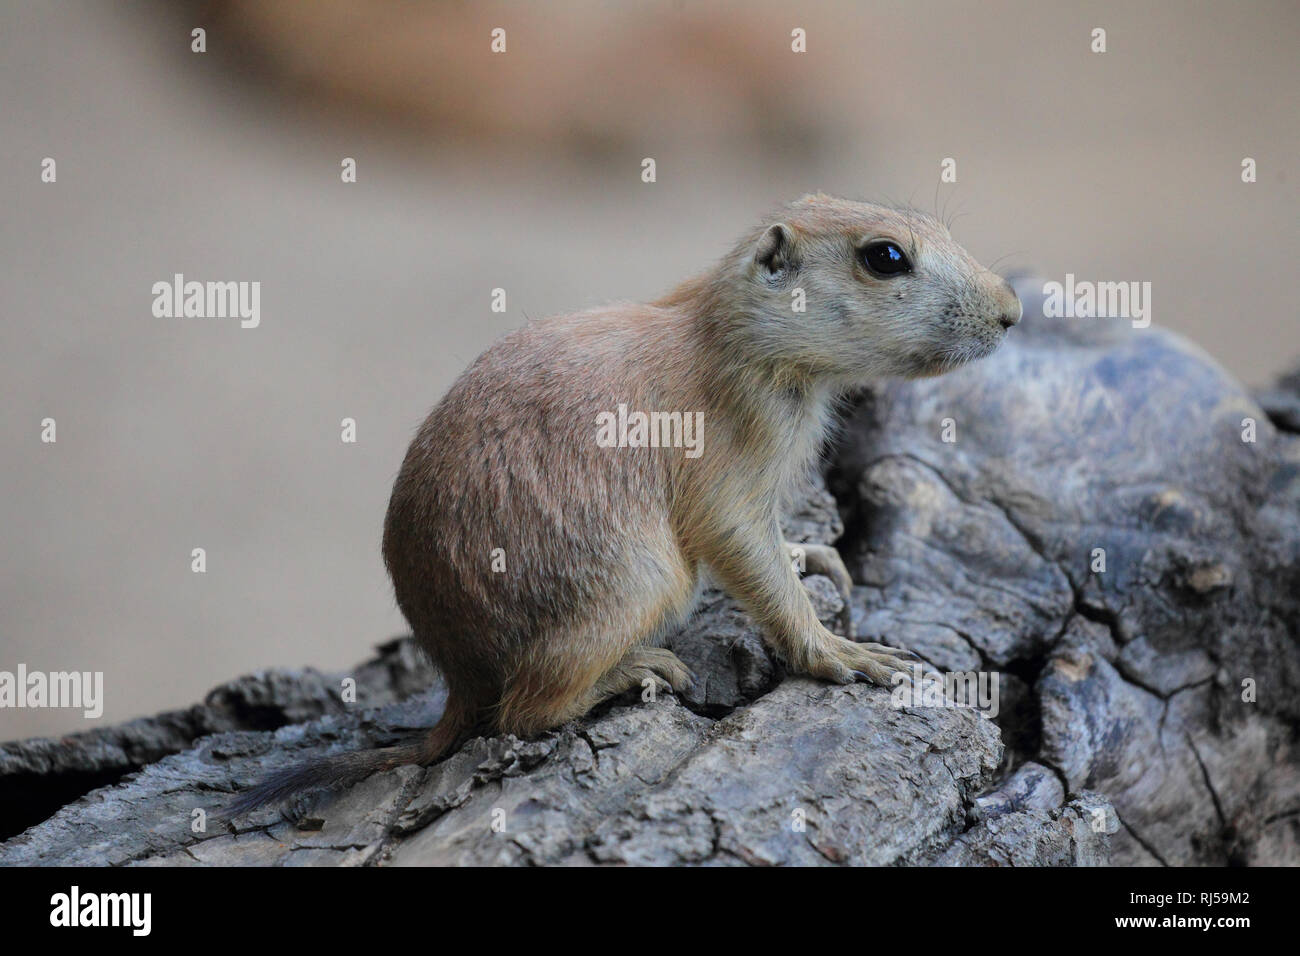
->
2, 0, 1297, 739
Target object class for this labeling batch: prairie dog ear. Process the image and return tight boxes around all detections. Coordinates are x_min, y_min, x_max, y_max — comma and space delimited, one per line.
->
753, 223, 797, 277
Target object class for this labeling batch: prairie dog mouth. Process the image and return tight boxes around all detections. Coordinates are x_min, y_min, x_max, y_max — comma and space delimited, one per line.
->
906, 334, 1005, 379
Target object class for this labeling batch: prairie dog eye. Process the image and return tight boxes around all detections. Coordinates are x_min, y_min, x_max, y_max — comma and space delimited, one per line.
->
861, 240, 912, 278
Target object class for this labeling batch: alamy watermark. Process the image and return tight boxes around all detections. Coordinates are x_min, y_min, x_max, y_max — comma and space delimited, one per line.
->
891, 664, 999, 718
1042, 274, 1150, 328
50, 886, 150, 936
0, 665, 103, 718
152, 273, 260, 328
596, 403, 703, 458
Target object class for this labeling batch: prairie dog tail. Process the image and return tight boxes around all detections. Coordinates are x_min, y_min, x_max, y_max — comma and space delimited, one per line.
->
222, 703, 465, 819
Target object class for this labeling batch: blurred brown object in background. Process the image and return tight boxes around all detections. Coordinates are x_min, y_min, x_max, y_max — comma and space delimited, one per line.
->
209, 0, 847, 151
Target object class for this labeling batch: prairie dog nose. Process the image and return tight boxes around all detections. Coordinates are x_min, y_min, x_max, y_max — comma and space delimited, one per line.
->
995, 278, 1022, 329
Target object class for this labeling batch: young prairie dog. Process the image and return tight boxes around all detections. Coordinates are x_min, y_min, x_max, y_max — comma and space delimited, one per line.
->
230, 194, 1020, 813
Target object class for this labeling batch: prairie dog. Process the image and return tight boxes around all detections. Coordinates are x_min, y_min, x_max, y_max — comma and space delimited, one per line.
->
229, 194, 1020, 813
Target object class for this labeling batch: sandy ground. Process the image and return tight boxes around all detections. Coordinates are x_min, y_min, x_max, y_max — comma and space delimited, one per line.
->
2, 1, 1296, 739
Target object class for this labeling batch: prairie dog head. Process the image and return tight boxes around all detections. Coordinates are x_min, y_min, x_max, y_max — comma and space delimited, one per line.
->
718, 193, 1021, 385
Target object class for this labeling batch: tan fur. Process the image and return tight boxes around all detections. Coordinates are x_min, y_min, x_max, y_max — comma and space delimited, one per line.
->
231, 195, 1020, 813
382, 193, 1020, 751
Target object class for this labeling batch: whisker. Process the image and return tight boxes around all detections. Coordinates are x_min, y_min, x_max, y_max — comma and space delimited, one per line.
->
986, 250, 1028, 272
